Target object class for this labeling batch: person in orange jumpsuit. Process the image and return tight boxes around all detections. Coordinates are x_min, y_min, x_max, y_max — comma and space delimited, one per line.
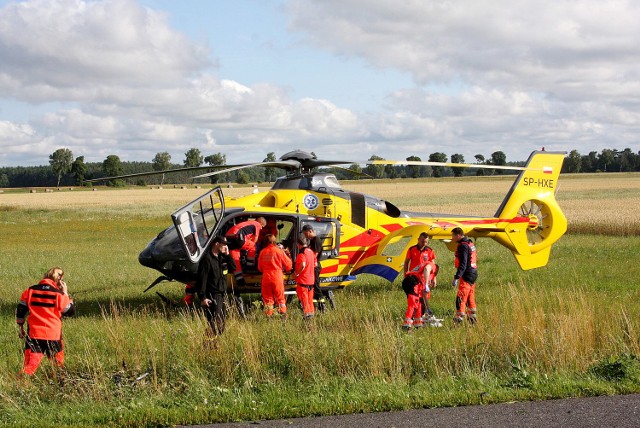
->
16, 267, 76, 376
226, 217, 267, 286
403, 232, 440, 329
294, 236, 316, 320
451, 227, 478, 324
257, 234, 292, 318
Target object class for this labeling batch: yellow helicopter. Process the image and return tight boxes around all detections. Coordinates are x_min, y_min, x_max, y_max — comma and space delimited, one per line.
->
89, 149, 567, 308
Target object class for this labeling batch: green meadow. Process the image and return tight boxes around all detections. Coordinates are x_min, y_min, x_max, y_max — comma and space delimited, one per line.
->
1, 175, 639, 427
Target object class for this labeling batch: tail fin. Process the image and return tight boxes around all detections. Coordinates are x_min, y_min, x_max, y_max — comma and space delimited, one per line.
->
492, 151, 567, 270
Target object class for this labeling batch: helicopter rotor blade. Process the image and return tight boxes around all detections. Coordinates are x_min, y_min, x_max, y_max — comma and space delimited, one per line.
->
191, 160, 302, 180
321, 165, 373, 179
364, 159, 537, 172
83, 164, 249, 183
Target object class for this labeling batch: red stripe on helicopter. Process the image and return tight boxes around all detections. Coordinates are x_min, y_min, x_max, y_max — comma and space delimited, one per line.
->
381, 223, 403, 233
336, 247, 375, 266
543, 166, 553, 174
321, 264, 339, 274
340, 229, 386, 247
434, 217, 531, 228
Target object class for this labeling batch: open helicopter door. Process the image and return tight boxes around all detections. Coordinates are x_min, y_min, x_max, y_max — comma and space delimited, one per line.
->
171, 187, 225, 263
352, 225, 433, 282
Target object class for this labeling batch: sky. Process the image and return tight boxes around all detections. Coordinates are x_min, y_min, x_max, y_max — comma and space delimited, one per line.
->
1, 0, 639, 167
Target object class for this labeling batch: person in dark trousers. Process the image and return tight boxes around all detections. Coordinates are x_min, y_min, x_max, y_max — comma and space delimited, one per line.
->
294, 236, 316, 320
451, 227, 478, 324
16, 267, 76, 376
197, 236, 236, 338
302, 224, 326, 311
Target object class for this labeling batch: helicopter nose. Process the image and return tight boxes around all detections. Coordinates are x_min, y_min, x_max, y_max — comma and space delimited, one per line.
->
138, 244, 155, 268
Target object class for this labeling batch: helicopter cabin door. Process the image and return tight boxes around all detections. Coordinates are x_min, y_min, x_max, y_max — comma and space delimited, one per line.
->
300, 218, 341, 260
171, 187, 225, 263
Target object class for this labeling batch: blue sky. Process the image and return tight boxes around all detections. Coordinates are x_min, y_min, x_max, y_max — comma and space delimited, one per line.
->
1, 0, 639, 166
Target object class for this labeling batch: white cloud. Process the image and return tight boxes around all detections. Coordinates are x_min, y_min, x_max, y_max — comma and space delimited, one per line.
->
1, 0, 639, 168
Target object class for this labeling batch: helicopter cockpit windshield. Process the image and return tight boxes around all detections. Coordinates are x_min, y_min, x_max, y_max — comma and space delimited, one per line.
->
171, 187, 225, 263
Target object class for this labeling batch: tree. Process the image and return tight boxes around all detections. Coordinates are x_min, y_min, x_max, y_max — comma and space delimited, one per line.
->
406, 155, 423, 178
49, 148, 73, 188
618, 148, 638, 172
204, 152, 227, 183
103, 155, 124, 186
236, 170, 249, 184
474, 154, 485, 175
0, 173, 9, 188
348, 163, 362, 178
184, 148, 203, 167
598, 149, 615, 172
384, 164, 398, 179
152, 152, 171, 185
565, 150, 582, 173
490, 151, 507, 175
152, 152, 171, 171
71, 156, 88, 185
263, 152, 276, 182
581, 151, 598, 173
450, 153, 465, 177
364, 155, 386, 179
428, 152, 448, 178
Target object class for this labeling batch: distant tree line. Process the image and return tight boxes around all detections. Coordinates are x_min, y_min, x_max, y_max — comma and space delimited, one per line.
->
561, 148, 640, 173
0, 147, 638, 188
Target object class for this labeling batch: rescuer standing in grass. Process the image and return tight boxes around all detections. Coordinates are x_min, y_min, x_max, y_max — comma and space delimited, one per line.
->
294, 236, 316, 320
258, 234, 292, 318
451, 227, 478, 324
16, 267, 76, 376
197, 236, 236, 337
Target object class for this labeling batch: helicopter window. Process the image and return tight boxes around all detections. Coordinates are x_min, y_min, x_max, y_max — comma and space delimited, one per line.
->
381, 235, 412, 257
300, 220, 338, 256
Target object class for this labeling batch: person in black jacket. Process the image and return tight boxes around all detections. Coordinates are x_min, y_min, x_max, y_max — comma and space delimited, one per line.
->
451, 227, 478, 324
197, 236, 236, 337
302, 224, 326, 312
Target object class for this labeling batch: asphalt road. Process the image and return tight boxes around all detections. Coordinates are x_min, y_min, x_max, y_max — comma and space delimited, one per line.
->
184, 393, 640, 428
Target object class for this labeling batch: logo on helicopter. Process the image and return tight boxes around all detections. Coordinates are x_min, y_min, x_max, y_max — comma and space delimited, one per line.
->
303, 193, 320, 210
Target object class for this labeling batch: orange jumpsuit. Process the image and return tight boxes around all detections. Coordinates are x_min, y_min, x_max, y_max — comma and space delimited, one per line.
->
454, 237, 478, 323
405, 244, 436, 298
402, 269, 427, 328
257, 244, 292, 316
226, 220, 262, 284
16, 278, 75, 375
295, 247, 316, 318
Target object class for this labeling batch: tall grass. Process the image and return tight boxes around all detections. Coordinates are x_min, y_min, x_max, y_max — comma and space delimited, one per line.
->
0, 177, 639, 426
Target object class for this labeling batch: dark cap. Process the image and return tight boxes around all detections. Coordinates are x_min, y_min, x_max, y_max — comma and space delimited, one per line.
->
302, 224, 314, 231
212, 236, 228, 245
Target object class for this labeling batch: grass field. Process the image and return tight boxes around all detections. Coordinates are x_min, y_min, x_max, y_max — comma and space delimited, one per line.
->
1, 173, 639, 427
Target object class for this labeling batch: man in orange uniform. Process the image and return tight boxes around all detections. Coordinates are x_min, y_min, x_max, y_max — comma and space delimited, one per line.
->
294, 236, 316, 320
16, 267, 76, 376
451, 227, 478, 324
257, 234, 292, 318
402, 233, 433, 329
402, 232, 440, 329
226, 217, 267, 286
